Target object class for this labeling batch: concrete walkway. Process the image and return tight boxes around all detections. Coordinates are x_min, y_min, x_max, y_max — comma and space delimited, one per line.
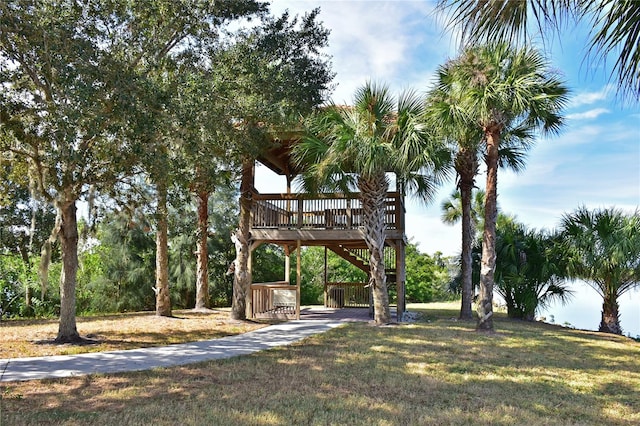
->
0, 319, 345, 382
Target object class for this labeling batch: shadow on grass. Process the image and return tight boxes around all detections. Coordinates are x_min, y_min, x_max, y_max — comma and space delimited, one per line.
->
30, 330, 242, 350
2, 309, 239, 328
3, 314, 639, 425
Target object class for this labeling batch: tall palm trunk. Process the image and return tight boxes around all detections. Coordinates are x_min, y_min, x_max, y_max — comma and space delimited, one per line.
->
155, 179, 172, 317
194, 189, 210, 310
231, 159, 253, 320
600, 287, 622, 334
457, 147, 477, 320
359, 173, 391, 324
56, 199, 81, 342
478, 127, 500, 331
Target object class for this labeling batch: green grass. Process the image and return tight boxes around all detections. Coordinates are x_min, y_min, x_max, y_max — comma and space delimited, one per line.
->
2, 302, 639, 425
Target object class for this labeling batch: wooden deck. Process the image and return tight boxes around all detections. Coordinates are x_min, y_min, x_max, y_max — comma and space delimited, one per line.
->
246, 189, 406, 321
251, 191, 405, 244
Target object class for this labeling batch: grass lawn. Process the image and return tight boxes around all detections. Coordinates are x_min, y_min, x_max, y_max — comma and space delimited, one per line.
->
1, 302, 639, 425
0, 308, 266, 358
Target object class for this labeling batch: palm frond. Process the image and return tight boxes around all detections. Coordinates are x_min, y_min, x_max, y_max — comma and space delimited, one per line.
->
437, 0, 582, 47
586, 0, 640, 101
560, 206, 640, 297
441, 189, 462, 224
438, 0, 638, 102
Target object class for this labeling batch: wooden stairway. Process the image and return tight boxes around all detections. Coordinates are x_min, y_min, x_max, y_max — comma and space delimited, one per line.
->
327, 245, 397, 282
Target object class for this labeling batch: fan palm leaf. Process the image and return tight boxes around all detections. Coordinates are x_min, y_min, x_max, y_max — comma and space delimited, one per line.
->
437, 0, 640, 100
293, 81, 449, 324
560, 207, 640, 334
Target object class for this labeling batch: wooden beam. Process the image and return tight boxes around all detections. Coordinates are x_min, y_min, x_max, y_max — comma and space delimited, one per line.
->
396, 240, 406, 321
284, 246, 291, 283
323, 246, 328, 307
251, 228, 405, 242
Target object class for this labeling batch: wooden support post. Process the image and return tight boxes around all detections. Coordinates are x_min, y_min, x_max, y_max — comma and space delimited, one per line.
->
284, 245, 291, 283
245, 241, 262, 319
323, 246, 328, 307
297, 199, 304, 229
396, 240, 406, 321
296, 240, 301, 320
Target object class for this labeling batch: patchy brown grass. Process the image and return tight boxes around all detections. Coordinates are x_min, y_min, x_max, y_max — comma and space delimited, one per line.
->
0, 309, 267, 358
1, 302, 639, 425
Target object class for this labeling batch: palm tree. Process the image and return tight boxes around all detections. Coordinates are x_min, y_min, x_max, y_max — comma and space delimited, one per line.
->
293, 82, 449, 324
494, 216, 572, 321
443, 43, 568, 331
440, 187, 485, 320
428, 51, 535, 322
437, 0, 640, 101
441, 189, 485, 234
560, 207, 640, 335
426, 79, 482, 321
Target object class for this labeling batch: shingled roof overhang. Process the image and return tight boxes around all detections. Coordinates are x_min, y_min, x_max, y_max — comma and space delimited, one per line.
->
258, 129, 304, 177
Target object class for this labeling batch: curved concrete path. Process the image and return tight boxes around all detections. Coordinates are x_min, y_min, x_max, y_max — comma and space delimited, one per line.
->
0, 319, 345, 382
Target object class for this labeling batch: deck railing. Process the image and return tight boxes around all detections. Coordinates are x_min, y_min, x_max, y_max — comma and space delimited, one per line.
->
336, 246, 398, 273
324, 282, 370, 308
251, 282, 298, 318
252, 192, 404, 231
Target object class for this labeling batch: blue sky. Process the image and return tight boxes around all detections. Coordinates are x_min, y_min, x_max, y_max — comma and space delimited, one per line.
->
260, 0, 639, 256
257, 1, 639, 333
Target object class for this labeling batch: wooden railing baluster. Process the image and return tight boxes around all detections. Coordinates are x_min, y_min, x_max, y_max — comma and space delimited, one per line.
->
251, 192, 402, 231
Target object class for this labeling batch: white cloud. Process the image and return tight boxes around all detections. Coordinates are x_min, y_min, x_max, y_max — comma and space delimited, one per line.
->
497, 119, 640, 230
568, 86, 613, 108
256, 1, 640, 256
566, 108, 610, 120
548, 123, 606, 147
270, 1, 449, 103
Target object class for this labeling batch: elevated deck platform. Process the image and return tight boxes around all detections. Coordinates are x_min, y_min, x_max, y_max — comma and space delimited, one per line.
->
242, 150, 407, 321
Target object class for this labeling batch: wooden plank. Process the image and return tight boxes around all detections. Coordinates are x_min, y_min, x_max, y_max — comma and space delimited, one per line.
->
251, 228, 405, 242
252, 191, 401, 200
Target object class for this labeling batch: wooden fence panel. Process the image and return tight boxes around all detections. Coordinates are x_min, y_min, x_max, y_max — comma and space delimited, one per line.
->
324, 282, 370, 308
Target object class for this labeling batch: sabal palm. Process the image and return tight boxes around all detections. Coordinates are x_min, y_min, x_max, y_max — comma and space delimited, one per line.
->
494, 217, 571, 321
426, 62, 486, 320
560, 207, 640, 335
438, 0, 640, 101
440, 185, 484, 320
442, 188, 487, 232
444, 43, 568, 331
428, 44, 560, 324
294, 82, 447, 324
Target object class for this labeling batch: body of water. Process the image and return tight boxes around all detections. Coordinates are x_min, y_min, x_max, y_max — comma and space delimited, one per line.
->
539, 285, 639, 338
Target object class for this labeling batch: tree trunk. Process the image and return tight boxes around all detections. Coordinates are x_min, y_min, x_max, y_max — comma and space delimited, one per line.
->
194, 189, 210, 310
155, 180, 172, 317
359, 173, 391, 324
459, 179, 474, 320
599, 289, 622, 334
457, 147, 477, 320
477, 127, 500, 332
231, 159, 253, 320
39, 209, 61, 301
55, 200, 81, 343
